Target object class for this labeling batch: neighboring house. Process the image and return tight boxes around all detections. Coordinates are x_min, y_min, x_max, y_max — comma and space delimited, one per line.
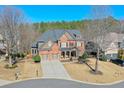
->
103, 32, 124, 60
0, 34, 6, 57
31, 29, 85, 61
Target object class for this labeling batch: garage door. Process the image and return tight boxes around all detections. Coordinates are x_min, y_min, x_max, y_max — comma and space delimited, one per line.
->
53, 54, 59, 60
41, 54, 59, 61
42, 55, 48, 60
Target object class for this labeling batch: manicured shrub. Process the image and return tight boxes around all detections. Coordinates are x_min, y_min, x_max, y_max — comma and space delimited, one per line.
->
12, 53, 25, 59
99, 54, 107, 61
121, 55, 124, 60
16, 53, 21, 58
118, 49, 124, 60
33, 55, 41, 63
20, 53, 25, 58
78, 52, 89, 63
81, 52, 89, 60
4, 64, 18, 69
11, 53, 18, 58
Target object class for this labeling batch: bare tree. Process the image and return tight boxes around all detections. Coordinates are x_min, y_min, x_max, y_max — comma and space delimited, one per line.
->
82, 6, 113, 73
91, 6, 114, 73
81, 21, 95, 44
0, 6, 25, 67
0, 6, 41, 67
19, 23, 40, 54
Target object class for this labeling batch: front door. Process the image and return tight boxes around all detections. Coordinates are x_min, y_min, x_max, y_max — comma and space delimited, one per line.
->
71, 51, 76, 57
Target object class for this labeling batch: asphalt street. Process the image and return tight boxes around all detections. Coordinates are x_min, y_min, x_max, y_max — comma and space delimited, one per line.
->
1, 78, 124, 88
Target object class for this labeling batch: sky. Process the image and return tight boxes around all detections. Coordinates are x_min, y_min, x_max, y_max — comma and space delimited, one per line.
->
1, 5, 124, 22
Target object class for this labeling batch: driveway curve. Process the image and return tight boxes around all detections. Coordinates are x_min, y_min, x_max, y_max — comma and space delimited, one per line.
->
1, 78, 124, 88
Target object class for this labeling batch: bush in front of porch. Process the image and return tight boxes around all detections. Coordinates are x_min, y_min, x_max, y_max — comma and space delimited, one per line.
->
33, 55, 41, 63
78, 51, 89, 63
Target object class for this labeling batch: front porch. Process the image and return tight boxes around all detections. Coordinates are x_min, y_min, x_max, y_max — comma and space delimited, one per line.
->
60, 49, 78, 62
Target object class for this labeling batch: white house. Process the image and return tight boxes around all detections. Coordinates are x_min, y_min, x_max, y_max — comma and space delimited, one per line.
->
103, 32, 124, 60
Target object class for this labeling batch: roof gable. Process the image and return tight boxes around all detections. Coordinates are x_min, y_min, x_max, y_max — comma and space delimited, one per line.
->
60, 32, 74, 41
39, 40, 53, 50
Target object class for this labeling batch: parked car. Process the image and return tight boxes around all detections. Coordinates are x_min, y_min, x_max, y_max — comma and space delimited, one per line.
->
110, 59, 124, 67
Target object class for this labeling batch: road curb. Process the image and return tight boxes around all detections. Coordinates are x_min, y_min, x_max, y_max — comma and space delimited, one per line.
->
1, 77, 124, 87
40, 77, 124, 86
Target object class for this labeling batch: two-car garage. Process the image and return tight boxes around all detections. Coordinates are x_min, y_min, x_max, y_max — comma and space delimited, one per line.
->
41, 54, 59, 61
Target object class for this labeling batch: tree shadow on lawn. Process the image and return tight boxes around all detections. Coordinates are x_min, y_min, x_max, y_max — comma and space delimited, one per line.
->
79, 59, 103, 75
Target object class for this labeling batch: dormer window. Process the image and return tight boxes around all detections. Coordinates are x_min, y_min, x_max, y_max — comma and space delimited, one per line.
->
48, 41, 52, 47
73, 34, 76, 37
31, 48, 37, 55
73, 34, 81, 39
61, 42, 66, 48
77, 41, 81, 47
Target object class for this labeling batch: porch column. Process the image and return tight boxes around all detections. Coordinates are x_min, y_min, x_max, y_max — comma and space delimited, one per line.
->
64, 51, 66, 59
75, 50, 77, 57
69, 51, 72, 62
68, 42, 69, 48
65, 51, 67, 58
69, 51, 71, 58
75, 50, 79, 59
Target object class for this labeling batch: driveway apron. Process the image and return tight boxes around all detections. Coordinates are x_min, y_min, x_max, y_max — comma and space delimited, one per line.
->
41, 60, 70, 79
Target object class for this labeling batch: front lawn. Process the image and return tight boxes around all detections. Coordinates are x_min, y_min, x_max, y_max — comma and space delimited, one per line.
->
64, 58, 124, 83
0, 58, 42, 81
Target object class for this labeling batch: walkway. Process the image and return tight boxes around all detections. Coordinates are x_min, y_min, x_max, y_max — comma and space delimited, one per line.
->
41, 60, 70, 79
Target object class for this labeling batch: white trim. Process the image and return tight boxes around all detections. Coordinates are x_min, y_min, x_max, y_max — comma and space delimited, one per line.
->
61, 42, 66, 48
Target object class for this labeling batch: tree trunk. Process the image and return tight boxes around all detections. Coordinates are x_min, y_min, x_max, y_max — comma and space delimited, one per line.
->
9, 55, 12, 67
95, 48, 99, 73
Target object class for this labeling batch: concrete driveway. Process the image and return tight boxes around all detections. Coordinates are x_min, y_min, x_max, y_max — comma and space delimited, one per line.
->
41, 60, 70, 79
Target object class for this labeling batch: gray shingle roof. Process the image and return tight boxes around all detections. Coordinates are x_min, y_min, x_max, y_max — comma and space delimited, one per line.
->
102, 32, 124, 50
104, 32, 124, 43
32, 29, 82, 48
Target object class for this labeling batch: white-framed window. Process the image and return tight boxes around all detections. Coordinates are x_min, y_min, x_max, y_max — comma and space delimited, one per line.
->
32, 49, 34, 54
69, 42, 74, 47
61, 42, 66, 48
35, 49, 37, 54
48, 41, 52, 47
38, 42, 43, 48
32, 48, 37, 55
77, 42, 81, 47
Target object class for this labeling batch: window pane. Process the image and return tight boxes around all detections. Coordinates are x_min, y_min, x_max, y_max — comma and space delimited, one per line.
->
61, 43, 66, 48
77, 42, 81, 47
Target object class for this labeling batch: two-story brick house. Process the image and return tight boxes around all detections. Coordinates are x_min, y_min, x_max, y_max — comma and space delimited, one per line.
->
31, 29, 84, 61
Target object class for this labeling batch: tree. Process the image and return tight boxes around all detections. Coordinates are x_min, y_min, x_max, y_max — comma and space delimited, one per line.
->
19, 23, 40, 53
92, 6, 114, 73
83, 6, 113, 73
85, 41, 100, 56
0, 6, 25, 67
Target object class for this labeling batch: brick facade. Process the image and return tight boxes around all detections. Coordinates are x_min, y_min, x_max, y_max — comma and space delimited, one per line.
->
31, 30, 85, 61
